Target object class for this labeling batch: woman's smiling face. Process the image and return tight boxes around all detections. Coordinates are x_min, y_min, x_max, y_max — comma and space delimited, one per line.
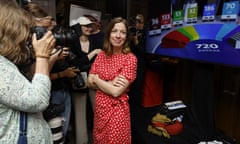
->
110, 22, 127, 49
81, 24, 93, 36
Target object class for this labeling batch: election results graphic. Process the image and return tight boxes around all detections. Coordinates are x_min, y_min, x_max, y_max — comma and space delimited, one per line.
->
146, 23, 240, 67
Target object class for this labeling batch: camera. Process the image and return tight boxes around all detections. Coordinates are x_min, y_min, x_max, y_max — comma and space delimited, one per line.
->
32, 25, 80, 64
33, 25, 78, 48
129, 26, 138, 36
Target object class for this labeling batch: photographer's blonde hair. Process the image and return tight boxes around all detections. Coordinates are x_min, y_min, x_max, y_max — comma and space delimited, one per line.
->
0, 0, 34, 65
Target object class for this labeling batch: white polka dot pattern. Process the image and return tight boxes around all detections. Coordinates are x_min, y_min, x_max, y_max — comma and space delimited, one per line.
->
90, 51, 137, 144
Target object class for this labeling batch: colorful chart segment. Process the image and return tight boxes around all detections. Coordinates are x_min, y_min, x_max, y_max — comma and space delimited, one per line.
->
153, 23, 240, 67
161, 23, 239, 48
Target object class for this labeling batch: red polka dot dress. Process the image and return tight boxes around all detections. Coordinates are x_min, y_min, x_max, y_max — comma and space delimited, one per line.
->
89, 51, 137, 144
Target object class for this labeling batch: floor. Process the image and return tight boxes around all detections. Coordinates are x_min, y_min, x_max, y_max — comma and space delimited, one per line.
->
65, 103, 237, 144
130, 102, 239, 144
64, 96, 238, 144
65, 97, 94, 144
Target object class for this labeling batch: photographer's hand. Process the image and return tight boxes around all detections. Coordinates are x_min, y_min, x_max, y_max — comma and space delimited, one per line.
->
60, 47, 70, 59
49, 47, 70, 71
60, 67, 80, 78
32, 31, 55, 59
50, 67, 80, 80
50, 47, 69, 60
32, 31, 55, 76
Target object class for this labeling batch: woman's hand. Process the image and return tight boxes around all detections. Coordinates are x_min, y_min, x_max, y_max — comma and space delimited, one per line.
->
87, 73, 99, 89
60, 47, 70, 59
32, 31, 55, 76
32, 31, 56, 59
49, 47, 70, 71
111, 75, 129, 88
88, 74, 130, 97
51, 46, 70, 60
60, 67, 80, 78
94, 49, 102, 55
88, 49, 102, 60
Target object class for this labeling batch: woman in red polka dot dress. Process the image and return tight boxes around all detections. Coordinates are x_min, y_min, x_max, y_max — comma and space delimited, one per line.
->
88, 17, 137, 144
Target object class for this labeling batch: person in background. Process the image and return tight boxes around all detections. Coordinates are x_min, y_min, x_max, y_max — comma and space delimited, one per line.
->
133, 14, 146, 51
84, 14, 105, 110
23, 2, 59, 70
0, 0, 55, 143
127, 14, 147, 105
23, 2, 79, 143
83, 14, 105, 136
70, 16, 102, 144
87, 17, 137, 144
127, 13, 147, 144
84, 14, 105, 50
128, 13, 147, 104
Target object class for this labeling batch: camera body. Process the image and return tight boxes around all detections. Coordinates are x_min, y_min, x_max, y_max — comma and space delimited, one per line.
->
32, 26, 79, 64
33, 26, 78, 48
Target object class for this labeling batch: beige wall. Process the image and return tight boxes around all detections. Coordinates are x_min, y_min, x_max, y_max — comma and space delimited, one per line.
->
32, 0, 56, 19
